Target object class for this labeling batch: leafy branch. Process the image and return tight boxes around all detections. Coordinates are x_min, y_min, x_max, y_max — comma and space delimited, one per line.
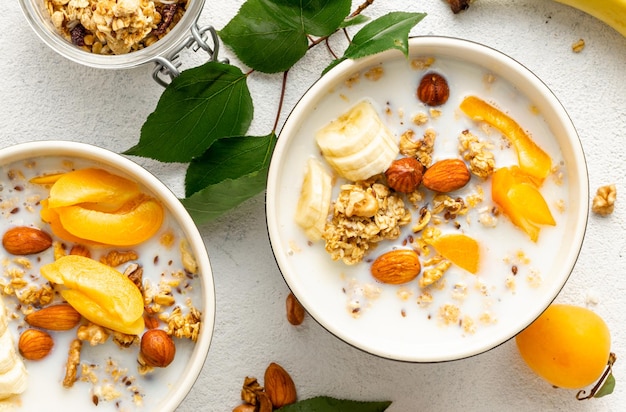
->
124, 0, 426, 224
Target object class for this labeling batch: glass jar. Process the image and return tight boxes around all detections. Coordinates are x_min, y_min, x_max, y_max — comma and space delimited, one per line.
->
18, 0, 220, 85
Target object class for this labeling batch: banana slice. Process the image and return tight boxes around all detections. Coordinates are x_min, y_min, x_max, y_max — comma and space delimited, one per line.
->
295, 158, 333, 241
315, 100, 385, 157
0, 296, 7, 337
0, 359, 28, 400
0, 296, 27, 400
0, 332, 17, 375
316, 99, 398, 181
323, 128, 399, 181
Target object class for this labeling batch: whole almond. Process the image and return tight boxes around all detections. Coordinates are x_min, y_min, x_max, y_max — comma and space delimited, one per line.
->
422, 158, 471, 193
371, 249, 421, 285
2, 226, 52, 255
19, 329, 54, 360
264, 362, 297, 408
25, 303, 82, 331
286, 293, 305, 326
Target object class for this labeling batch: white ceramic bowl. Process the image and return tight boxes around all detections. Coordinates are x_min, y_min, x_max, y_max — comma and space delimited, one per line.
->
266, 36, 588, 362
0, 141, 214, 410
19, 0, 206, 70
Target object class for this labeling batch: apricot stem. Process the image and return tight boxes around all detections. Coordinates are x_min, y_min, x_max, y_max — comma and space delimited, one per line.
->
576, 352, 617, 400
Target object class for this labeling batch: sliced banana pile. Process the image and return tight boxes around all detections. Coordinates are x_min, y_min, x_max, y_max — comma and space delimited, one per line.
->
296, 100, 399, 241
315, 99, 399, 182
0, 296, 28, 401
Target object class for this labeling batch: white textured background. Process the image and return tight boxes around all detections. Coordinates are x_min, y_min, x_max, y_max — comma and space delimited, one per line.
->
1, 0, 625, 411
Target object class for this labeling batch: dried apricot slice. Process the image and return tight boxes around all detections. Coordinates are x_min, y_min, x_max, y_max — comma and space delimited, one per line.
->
40, 255, 145, 335
47, 168, 141, 211
427, 233, 480, 274
460, 95, 551, 182
492, 166, 555, 242
29, 172, 65, 185
61, 289, 145, 335
55, 195, 164, 246
40, 199, 101, 245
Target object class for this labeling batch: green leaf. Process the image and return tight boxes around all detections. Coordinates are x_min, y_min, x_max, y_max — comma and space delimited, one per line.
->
267, 0, 351, 36
219, 0, 307, 73
340, 14, 370, 29
324, 11, 426, 73
180, 133, 277, 223
594, 373, 616, 398
125, 62, 252, 163
276, 396, 392, 412
344, 12, 426, 58
219, 0, 351, 73
185, 134, 277, 197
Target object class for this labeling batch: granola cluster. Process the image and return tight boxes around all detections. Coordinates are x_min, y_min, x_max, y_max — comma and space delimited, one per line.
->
44, 0, 188, 55
323, 182, 411, 265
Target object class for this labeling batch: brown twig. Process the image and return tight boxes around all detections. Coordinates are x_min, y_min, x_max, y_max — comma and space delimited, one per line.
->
350, 0, 375, 18
576, 352, 617, 400
325, 37, 339, 59
273, 70, 289, 133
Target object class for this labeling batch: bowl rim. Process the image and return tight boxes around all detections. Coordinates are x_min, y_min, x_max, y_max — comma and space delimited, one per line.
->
0, 140, 216, 409
18, 0, 206, 69
266, 35, 589, 362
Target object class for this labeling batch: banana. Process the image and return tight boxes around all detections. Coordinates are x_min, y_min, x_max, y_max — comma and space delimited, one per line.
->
0, 360, 28, 400
315, 99, 399, 182
0, 296, 28, 400
0, 298, 7, 337
0, 333, 17, 375
295, 157, 333, 241
553, 0, 626, 36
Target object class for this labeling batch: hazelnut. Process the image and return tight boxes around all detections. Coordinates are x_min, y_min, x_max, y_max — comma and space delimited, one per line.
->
19, 329, 54, 360
417, 72, 450, 106
139, 329, 176, 367
385, 157, 424, 193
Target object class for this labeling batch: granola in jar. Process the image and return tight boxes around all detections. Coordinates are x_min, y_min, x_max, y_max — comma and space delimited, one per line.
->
44, 0, 189, 55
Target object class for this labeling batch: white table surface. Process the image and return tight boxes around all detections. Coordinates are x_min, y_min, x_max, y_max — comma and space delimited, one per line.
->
2, 1, 625, 411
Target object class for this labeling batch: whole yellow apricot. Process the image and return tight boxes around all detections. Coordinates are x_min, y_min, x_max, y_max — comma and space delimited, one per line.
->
515, 304, 611, 389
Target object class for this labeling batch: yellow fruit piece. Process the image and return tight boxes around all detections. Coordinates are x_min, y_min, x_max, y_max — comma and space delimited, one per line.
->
61, 289, 145, 335
48, 168, 141, 211
516, 304, 611, 389
492, 166, 555, 242
40, 255, 145, 334
29, 173, 65, 185
460, 95, 551, 182
427, 233, 480, 274
55, 195, 164, 247
40, 199, 101, 245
